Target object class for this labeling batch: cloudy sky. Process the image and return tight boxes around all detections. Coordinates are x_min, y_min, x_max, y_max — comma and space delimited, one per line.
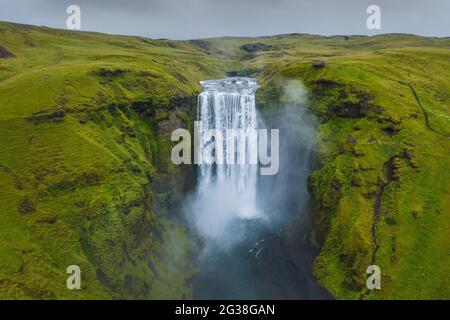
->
0, 0, 449, 39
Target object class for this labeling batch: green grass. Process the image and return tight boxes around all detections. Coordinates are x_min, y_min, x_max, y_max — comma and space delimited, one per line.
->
0, 21, 235, 299
247, 37, 450, 299
0, 21, 449, 299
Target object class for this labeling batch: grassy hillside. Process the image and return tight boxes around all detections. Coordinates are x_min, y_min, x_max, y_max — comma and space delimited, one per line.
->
0, 22, 449, 299
222, 34, 450, 299
0, 22, 242, 299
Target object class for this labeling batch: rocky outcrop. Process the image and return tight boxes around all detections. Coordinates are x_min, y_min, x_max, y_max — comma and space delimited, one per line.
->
240, 42, 273, 53
0, 45, 14, 58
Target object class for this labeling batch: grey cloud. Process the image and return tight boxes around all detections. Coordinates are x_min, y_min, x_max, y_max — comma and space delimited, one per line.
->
0, 0, 448, 39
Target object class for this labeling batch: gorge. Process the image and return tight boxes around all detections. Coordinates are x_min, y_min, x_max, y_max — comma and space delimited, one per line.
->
189, 77, 330, 299
0, 21, 449, 299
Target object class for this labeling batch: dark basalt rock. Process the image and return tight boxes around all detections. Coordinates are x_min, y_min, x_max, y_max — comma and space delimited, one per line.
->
329, 92, 375, 118
189, 39, 209, 51
331, 179, 341, 196
385, 217, 397, 225
147, 261, 159, 276
314, 80, 378, 119
411, 211, 421, 219
331, 103, 366, 118
312, 61, 327, 69
36, 214, 57, 224
92, 68, 126, 77
352, 176, 363, 187
240, 42, 273, 53
131, 99, 155, 114
124, 275, 133, 295
18, 197, 36, 214
27, 109, 66, 124
382, 124, 401, 136
240, 53, 256, 61
314, 79, 339, 90
401, 148, 419, 168
0, 45, 14, 58
96, 269, 114, 291
347, 134, 358, 143
400, 149, 413, 160
375, 106, 384, 114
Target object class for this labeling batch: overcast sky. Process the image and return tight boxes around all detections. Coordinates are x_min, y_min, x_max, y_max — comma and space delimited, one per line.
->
0, 0, 449, 39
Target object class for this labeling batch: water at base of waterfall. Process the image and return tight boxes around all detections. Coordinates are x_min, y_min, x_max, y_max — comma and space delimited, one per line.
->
193, 218, 332, 299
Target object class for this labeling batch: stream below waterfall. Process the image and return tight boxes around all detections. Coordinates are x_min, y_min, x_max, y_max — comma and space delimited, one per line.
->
188, 77, 331, 300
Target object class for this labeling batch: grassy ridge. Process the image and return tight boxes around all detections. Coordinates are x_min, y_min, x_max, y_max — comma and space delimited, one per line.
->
236, 35, 450, 299
0, 22, 241, 299
0, 22, 449, 299
200, 33, 449, 298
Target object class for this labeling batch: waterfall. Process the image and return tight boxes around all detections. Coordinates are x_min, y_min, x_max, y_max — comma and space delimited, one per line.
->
195, 77, 260, 225
192, 79, 330, 299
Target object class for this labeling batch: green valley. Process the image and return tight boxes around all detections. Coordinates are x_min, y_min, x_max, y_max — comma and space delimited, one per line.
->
0, 21, 449, 299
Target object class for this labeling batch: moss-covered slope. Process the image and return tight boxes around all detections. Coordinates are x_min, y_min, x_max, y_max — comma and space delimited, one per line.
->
0, 22, 241, 299
1, 22, 449, 299
248, 35, 450, 299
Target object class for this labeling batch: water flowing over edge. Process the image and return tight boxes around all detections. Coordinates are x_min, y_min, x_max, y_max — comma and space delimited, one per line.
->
197, 77, 260, 221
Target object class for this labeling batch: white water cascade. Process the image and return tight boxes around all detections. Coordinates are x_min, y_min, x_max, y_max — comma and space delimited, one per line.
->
191, 78, 260, 240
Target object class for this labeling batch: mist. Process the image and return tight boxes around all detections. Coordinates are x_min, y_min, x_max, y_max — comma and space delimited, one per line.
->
185, 78, 326, 299
184, 79, 316, 250
259, 80, 317, 228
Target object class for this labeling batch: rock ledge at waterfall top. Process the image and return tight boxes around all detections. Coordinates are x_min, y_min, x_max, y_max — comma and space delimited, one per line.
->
200, 77, 259, 94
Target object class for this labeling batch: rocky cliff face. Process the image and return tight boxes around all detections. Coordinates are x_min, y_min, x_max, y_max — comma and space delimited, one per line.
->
1, 88, 198, 299
255, 45, 450, 298
0, 22, 220, 299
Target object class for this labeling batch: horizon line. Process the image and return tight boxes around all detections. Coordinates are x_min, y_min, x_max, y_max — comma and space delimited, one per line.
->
1, 20, 449, 42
